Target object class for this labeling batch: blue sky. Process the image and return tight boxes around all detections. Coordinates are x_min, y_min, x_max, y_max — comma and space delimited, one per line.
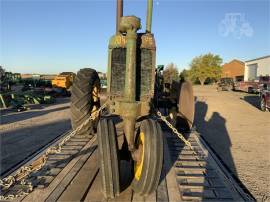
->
1, 0, 269, 74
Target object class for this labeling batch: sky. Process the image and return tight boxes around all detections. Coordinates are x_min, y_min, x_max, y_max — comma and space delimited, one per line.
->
1, 0, 269, 74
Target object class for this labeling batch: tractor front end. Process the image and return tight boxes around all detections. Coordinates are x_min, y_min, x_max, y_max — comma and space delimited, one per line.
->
70, 0, 194, 199
107, 25, 156, 152
100, 0, 164, 198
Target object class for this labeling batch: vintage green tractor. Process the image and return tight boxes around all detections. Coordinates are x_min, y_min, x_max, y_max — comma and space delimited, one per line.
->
70, 0, 194, 198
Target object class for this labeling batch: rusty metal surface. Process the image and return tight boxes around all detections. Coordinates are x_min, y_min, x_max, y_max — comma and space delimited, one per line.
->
109, 34, 156, 50
116, 0, 123, 33
110, 48, 126, 94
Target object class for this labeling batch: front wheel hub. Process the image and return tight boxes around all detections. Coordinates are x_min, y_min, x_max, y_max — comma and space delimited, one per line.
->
133, 132, 144, 180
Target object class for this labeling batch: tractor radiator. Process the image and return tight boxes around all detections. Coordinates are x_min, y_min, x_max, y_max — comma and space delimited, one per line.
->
111, 48, 153, 100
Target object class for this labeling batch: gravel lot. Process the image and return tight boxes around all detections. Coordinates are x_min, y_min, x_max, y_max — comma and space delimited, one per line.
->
194, 85, 270, 200
0, 98, 71, 176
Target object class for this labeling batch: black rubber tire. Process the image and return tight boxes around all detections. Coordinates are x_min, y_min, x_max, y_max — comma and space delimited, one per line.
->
70, 68, 100, 136
97, 118, 120, 199
248, 87, 253, 94
177, 81, 195, 131
131, 119, 163, 195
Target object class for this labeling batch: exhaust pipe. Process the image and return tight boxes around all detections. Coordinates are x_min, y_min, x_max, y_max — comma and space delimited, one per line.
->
116, 0, 123, 33
146, 0, 153, 33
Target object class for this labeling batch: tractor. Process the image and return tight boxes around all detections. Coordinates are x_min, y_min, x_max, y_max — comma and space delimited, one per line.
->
70, 0, 194, 198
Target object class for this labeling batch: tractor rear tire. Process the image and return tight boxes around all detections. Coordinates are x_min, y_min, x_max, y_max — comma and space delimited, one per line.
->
70, 68, 100, 136
131, 119, 163, 195
97, 118, 120, 199
177, 80, 195, 131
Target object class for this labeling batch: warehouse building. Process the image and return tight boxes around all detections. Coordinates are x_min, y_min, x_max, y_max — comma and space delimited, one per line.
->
244, 55, 270, 81
222, 59, 245, 81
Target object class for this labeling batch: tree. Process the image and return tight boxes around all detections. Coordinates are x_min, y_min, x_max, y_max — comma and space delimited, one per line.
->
163, 63, 179, 84
179, 69, 189, 81
189, 53, 222, 85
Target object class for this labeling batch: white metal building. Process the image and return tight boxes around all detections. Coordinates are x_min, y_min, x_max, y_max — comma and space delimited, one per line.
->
244, 55, 270, 81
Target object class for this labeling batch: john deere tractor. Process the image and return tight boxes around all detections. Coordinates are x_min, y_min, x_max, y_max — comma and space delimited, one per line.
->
70, 0, 194, 198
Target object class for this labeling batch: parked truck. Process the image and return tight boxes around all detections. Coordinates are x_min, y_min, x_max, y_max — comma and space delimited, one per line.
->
233, 76, 270, 93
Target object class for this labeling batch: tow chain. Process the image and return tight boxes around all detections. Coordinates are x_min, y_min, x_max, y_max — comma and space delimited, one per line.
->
155, 110, 203, 158
0, 102, 108, 201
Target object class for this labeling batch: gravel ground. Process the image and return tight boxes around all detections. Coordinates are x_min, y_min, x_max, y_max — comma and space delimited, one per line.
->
194, 85, 270, 201
0, 98, 71, 176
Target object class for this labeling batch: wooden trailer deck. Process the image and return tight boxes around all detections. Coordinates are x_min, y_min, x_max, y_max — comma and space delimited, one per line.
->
1, 122, 252, 201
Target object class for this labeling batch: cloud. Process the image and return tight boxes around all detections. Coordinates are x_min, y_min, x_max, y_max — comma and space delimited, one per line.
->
218, 13, 254, 39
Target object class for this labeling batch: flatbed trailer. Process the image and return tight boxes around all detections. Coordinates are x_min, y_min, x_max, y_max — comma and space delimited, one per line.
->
1, 119, 253, 201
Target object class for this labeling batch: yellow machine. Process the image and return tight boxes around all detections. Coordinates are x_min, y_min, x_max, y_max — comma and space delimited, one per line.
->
52, 72, 75, 89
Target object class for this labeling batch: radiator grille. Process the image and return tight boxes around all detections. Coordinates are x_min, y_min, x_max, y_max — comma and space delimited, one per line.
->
138, 49, 152, 97
110, 48, 153, 99
111, 48, 126, 94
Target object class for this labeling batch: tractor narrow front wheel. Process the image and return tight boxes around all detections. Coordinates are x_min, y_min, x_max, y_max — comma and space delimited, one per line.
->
97, 118, 120, 199
131, 119, 163, 195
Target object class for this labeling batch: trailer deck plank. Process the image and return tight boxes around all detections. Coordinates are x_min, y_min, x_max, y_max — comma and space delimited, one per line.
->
44, 143, 97, 202
57, 149, 99, 201
84, 172, 106, 202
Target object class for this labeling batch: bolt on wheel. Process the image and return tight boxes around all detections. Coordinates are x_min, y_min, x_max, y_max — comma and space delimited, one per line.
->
131, 119, 163, 195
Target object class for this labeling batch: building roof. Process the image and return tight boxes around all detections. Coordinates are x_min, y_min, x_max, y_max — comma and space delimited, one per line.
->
223, 59, 244, 66
245, 55, 270, 63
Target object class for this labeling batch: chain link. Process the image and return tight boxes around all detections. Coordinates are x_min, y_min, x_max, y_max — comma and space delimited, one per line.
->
0, 102, 107, 201
155, 110, 203, 158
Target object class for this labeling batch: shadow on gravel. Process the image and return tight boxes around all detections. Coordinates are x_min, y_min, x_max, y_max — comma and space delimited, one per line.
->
194, 100, 237, 176
0, 106, 70, 125
194, 100, 255, 200
241, 95, 260, 110
0, 119, 71, 176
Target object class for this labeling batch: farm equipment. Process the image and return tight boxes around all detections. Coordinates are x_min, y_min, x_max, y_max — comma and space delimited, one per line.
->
52, 72, 75, 89
51, 72, 76, 96
0, 91, 55, 110
70, 0, 194, 198
0, 71, 21, 92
